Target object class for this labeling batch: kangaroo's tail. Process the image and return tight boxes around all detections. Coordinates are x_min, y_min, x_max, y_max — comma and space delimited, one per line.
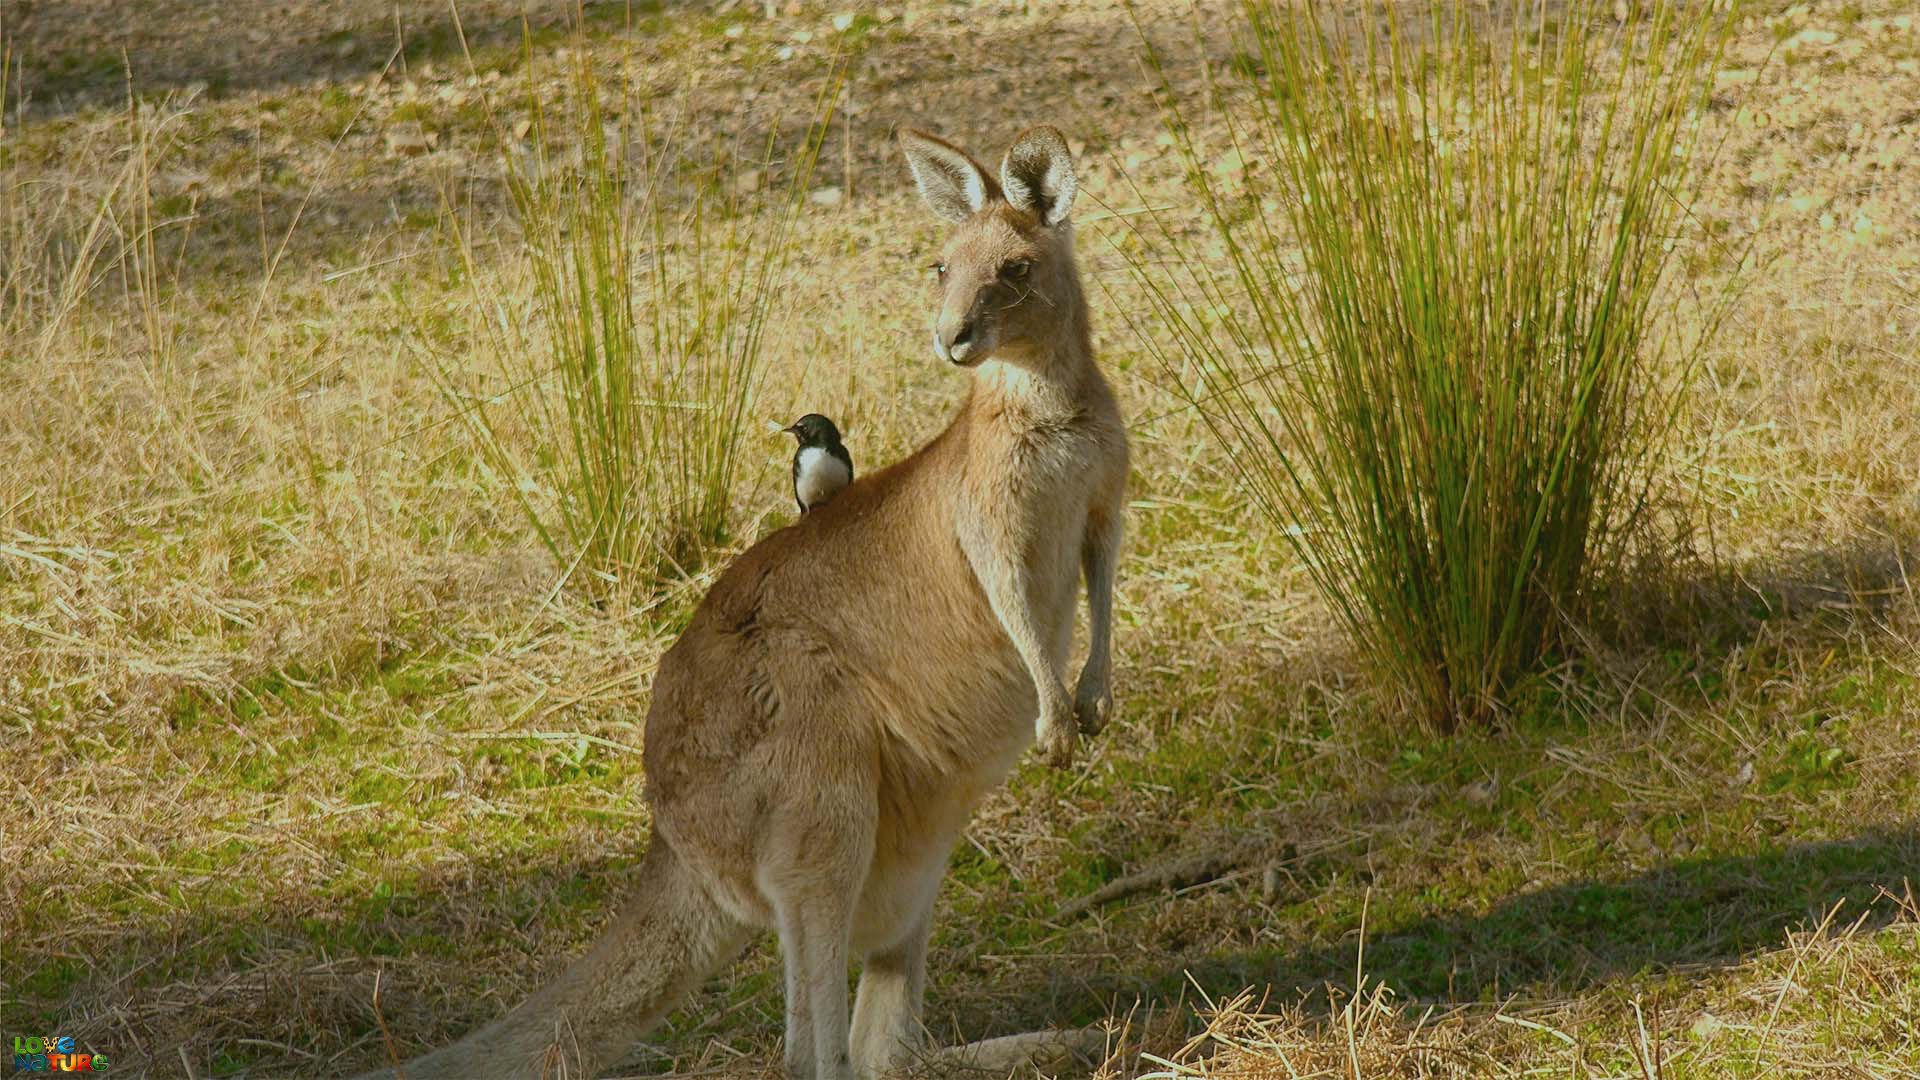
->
352, 843, 750, 1080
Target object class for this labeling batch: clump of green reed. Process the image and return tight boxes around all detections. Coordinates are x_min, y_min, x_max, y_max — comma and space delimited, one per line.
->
1126, 0, 1738, 727
438, 41, 835, 595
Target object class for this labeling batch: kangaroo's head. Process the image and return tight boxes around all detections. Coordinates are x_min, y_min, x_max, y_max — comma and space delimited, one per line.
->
899, 126, 1081, 369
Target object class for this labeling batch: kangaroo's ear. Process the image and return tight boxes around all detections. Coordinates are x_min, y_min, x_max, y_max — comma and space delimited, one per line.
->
899, 128, 996, 225
1000, 126, 1076, 226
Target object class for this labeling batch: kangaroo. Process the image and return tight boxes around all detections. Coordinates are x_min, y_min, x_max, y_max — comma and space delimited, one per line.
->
353, 124, 1128, 1080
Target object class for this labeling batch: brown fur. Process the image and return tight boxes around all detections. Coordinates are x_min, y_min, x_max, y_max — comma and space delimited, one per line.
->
353, 124, 1127, 1080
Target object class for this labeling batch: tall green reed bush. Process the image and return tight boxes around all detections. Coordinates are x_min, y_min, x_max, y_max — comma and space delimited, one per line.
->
439, 43, 836, 595
1126, 0, 1736, 727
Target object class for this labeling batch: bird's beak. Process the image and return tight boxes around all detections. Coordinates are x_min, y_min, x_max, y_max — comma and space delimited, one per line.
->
766, 420, 794, 438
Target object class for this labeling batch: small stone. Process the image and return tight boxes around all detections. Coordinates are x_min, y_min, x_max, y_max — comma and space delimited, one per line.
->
832, 11, 856, 31
385, 124, 435, 156
1784, 28, 1838, 48
808, 185, 844, 206
1463, 774, 1500, 805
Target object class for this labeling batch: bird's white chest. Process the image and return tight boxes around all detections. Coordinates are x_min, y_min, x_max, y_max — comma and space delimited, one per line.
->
795, 446, 850, 507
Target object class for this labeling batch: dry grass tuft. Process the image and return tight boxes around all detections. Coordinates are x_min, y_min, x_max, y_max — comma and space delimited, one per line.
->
1111, 885, 1920, 1079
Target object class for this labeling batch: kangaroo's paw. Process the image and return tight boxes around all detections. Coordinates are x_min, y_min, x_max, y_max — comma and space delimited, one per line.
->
1036, 713, 1077, 769
1073, 674, 1112, 737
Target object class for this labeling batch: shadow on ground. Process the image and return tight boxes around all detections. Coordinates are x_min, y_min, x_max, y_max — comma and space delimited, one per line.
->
1598, 514, 1919, 661
983, 826, 1920, 1037
10, 822, 1914, 1078
3, 2, 654, 114
2, 0, 1194, 310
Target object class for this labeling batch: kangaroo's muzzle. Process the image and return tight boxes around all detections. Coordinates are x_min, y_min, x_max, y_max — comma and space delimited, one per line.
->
935, 314, 988, 365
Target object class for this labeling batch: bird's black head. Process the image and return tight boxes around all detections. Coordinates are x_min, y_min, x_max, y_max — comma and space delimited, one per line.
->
784, 413, 843, 448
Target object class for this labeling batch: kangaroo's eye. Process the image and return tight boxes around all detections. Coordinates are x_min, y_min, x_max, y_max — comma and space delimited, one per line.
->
1001, 260, 1031, 281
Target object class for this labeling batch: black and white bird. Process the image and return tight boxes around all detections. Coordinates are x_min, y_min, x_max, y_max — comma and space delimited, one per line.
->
783, 413, 853, 514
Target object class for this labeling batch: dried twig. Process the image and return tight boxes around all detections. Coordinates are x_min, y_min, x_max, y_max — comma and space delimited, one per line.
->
1057, 837, 1266, 921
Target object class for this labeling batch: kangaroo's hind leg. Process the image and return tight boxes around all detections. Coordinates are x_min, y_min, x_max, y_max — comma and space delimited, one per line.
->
849, 883, 936, 1078
762, 792, 875, 1080
776, 911, 820, 1080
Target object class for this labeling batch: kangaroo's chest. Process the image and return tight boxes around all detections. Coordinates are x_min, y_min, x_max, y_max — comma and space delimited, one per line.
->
972, 423, 1104, 623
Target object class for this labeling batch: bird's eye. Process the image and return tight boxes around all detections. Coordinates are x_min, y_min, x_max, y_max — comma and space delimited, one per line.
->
1001, 260, 1031, 281
931, 262, 947, 280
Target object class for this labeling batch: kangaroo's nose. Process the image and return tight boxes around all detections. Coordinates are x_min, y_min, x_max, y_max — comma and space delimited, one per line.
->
936, 318, 979, 364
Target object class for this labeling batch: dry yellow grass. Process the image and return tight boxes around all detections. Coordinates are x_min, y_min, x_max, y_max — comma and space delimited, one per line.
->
1098, 886, 1920, 1078
3, 1, 1918, 1077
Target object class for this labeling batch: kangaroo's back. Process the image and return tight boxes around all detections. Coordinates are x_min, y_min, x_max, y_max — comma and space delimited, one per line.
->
645, 417, 1036, 884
